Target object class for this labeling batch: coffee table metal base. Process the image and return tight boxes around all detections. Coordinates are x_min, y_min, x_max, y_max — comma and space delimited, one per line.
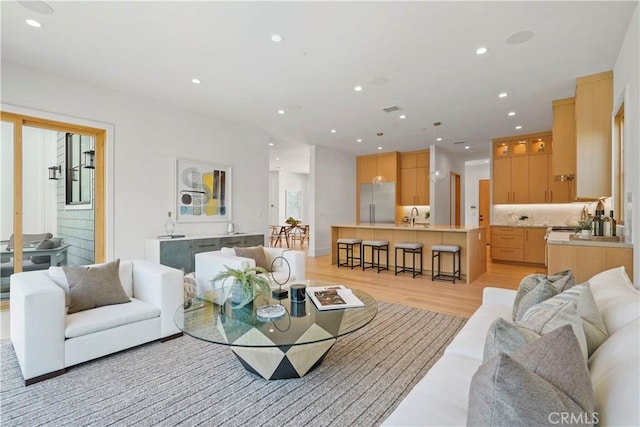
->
231, 338, 337, 380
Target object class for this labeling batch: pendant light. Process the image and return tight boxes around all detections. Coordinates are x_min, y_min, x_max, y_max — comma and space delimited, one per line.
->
372, 133, 387, 185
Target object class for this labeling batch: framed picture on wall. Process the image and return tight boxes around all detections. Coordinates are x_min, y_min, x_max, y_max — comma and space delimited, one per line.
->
175, 158, 232, 223
285, 190, 302, 220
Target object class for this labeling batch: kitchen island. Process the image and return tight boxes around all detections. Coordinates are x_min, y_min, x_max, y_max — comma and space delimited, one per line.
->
547, 233, 633, 283
331, 224, 487, 284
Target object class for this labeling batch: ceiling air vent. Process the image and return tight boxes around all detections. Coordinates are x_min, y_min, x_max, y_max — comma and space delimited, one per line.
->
381, 105, 401, 113
453, 141, 466, 145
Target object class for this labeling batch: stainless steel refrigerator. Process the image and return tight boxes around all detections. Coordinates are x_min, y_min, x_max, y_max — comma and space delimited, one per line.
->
360, 182, 396, 224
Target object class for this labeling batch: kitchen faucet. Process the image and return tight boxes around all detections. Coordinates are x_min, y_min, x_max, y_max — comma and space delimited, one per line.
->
410, 207, 419, 227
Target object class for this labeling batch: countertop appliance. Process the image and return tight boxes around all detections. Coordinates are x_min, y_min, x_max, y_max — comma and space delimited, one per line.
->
360, 182, 395, 224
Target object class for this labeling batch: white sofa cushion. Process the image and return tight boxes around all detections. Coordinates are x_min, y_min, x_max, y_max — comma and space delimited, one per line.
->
589, 318, 640, 427
444, 302, 513, 359
65, 297, 160, 339
587, 266, 639, 334
381, 353, 482, 426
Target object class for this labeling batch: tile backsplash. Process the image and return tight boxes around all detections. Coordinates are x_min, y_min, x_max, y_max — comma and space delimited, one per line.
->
493, 199, 613, 227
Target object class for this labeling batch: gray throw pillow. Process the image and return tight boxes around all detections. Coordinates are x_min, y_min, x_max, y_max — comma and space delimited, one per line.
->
64, 259, 131, 314
512, 270, 576, 321
233, 245, 270, 271
6, 232, 54, 250
31, 238, 60, 264
468, 324, 594, 427
483, 317, 541, 362
518, 285, 588, 360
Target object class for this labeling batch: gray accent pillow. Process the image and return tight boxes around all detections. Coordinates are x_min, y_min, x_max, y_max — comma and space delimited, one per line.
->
31, 238, 62, 264
512, 269, 576, 321
518, 286, 588, 360
565, 283, 608, 356
483, 317, 541, 362
6, 232, 53, 250
468, 324, 594, 427
64, 259, 131, 314
233, 245, 270, 271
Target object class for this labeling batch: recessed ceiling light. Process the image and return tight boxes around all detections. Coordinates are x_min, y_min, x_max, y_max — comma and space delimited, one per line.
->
269, 142, 274, 146
399, 115, 406, 119
436, 137, 443, 142
277, 110, 285, 115
476, 47, 488, 55
331, 129, 336, 133
508, 111, 516, 116
275, 157, 280, 161
191, 78, 201, 84
354, 85, 363, 92
515, 125, 523, 130
377, 146, 383, 150
356, 138, 362, 143
271, 34, 283, 42
25, 18, 42, 28
499, 92, 508, 98
465, 146, 470, 150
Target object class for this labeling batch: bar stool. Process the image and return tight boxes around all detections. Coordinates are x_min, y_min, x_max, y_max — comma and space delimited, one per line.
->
431, 245, 461, 283
362, 240, 389, 273
337, 238, 362, 269
394, 242, 423, 278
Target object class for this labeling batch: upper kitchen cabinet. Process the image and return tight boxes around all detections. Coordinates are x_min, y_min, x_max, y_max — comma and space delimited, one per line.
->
357, 152, 399, 184
400, 150, 429, 205
575, 70, 613, 198
492, 132, 553, 204
551, 97, 576, 177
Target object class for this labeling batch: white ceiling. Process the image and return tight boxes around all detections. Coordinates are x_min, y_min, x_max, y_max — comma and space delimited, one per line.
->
1, 1, 637, 174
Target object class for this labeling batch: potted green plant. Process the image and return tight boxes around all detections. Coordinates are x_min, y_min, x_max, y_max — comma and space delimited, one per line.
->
575, 218, 593, 237
212, 265, 271, 309
285, 217, 299, 226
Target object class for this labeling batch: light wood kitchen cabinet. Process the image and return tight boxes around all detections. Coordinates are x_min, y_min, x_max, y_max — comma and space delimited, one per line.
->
528, 153, 549, 203
523, 228, 547, 264
491, 226, 546, 265
549, 154, 574, 203
491, 226, 524, 262
552, 97, 576, 177
547, 243, 633, 283
492, 132, 556, 204
400, 150, 429, 205
575, 70, 613, 198
492, 148, 528, 204
357, 152, 399, 184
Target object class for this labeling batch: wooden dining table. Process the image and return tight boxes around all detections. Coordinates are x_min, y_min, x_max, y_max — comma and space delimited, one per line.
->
271, 224, 304, 248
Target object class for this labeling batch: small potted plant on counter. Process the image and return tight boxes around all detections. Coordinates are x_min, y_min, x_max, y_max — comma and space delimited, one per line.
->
575, 218, 593, 238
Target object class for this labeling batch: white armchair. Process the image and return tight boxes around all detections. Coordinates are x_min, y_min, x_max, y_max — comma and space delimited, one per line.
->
10, 259, 183, 385
194, 247, 306, 297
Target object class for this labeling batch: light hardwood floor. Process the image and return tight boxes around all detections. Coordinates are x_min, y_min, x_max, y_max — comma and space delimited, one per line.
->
305, 247, 546, 318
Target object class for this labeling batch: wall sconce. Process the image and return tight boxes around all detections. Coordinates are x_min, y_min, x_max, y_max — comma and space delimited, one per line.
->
83, 149, 95, 169
48, 165, 62, 180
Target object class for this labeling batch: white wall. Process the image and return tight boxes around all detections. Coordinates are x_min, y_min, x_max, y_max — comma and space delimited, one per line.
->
2, 62, 271, 261
464, 161, 490, 227
278, 171, 308, 224
613, 4, 640, 285
309, 145, 355, 256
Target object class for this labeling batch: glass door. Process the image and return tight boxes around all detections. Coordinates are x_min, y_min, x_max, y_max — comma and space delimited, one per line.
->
0, 111, 106, 300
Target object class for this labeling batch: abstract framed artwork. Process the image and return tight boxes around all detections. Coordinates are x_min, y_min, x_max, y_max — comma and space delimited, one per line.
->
175, 158, 232, 223
285, 190, 302, 220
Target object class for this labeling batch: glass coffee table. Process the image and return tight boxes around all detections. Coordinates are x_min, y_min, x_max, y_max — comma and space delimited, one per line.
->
175, 281, 377, 380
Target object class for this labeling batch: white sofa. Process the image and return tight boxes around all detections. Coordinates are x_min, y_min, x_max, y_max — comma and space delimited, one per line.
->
10, 259, 183, 385
383, 266, 640, 427
194, 247, 305, 297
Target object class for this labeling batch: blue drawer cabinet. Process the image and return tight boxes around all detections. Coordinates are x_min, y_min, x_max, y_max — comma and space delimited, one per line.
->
146, 233, 264, 273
